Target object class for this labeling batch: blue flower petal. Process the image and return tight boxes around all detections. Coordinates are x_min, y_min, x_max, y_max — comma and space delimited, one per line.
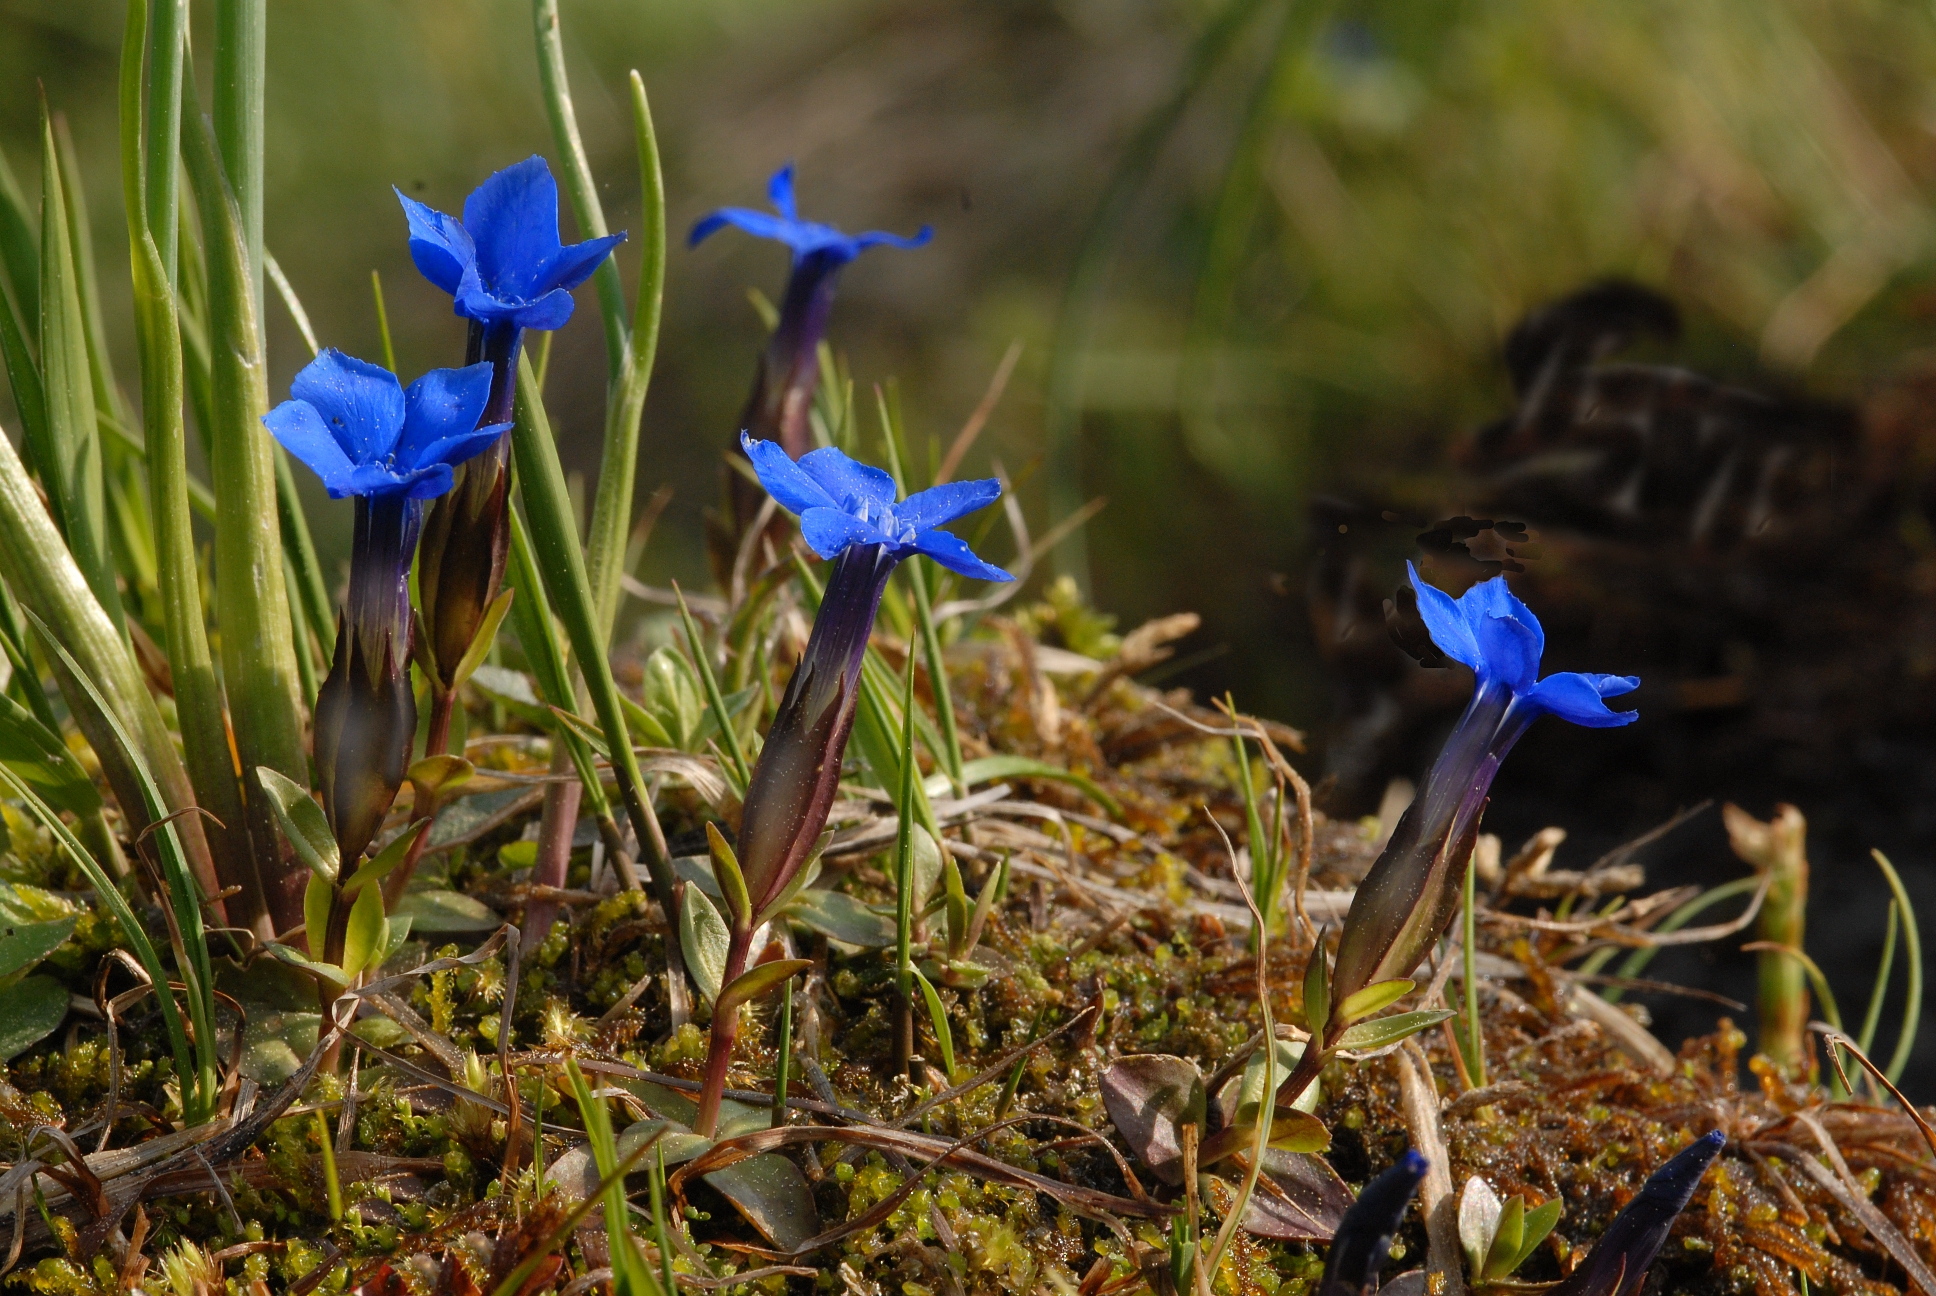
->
408, 424, 511, 476
797, 447, 896, 511
1408, 563, 1483, 672
536, 231, 626, 296
1459, 576, 1544, 665
895, 478, 1001, 534
264, 399, 359, 497
799, 506, 891, 560
395, 190, 474, 296
1472, 613, 1542, 692
909, 528, 1011, 582
289, 349, 406, 464
399, 463, 458, 501
1520, 672, 1640, 728
851, 226, 933, 253
462, 156, 563, 302
768, 163, 798, 221
742, 434, 839, 516
396, 364, 495, 471
690, 206, 799, 249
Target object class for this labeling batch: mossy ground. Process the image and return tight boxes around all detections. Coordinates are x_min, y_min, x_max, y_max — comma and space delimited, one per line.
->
1, 600, 1931, 1296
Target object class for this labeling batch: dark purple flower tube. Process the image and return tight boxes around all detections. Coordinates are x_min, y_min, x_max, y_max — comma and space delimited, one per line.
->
693, 436, 1009, 1136
1280, 565, 1639, 1106
1318, 1150, 1428, 1296
1549, 1131, 1724, 1296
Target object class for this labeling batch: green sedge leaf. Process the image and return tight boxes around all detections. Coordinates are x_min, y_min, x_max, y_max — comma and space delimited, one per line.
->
1335, 977, 1415, 1026
912, 966, 956, 1079
1334, 1008, 1456, 1053
962, 852, 1008, 956
256, 765, 338, 882
707, 821, 751, 929
0, 687, 97, 816
450, 586, 515, 689
715, 958, 809, 1020
941, 851, 969, 957
1302, 938, 1330, 1034
679, 885, 729, 1005
953, 755, 1122, 818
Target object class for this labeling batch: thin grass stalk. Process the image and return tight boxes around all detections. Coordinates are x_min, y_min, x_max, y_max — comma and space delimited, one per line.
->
508, 349, 681, 944
0, 580, 57, 732
1460, 850, 1486, 1087
772, 981, 793, 1130
0, 144, 40, 323
263, 255, 337, 666
52, 117, 129, 430
182, 110, 309, 931
1870, 850, 1922, 1083
893, 653, 918, 1081
144, 0, 185, 286
119, 0, 262, 935
1605, 875, 1761, 1000
1857, 900, 1898, 1057
675, 583, 749, 788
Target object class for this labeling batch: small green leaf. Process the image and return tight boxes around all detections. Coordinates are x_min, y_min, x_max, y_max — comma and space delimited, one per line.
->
340, 877, 385, 977
783, 889, 897, 948
941, 852, 970, 957
1335, 978, 1415, 1026
1460, 1176, 1503, 1278
910, 825, 944, 909
679, 885, 729, 1005
0, 974, 67, 1058
256, 764, 338, 882
702, 1151, 820, 1252
407, 754, 474, 807
1198, 1109, 1331, 1164
265, 940, 350, 988
707, 821, 751, 929
344, 820, 428, 896
963, 852, 1008, 956
0, 688, 97, 816
450, 586, 515, 689
0, 915, 75, 982
1302, 938, 1330, 1034
912, 965, 955, 1079
1334, 1008, 1456, 1053
636, 643, 703, 750
620, 692, 675, 750
715, 957, 809, 1020
1486, 1194, 1526, 1280
303, 871, 332, 956
392, 889, 500, 933
1505, 1197, 1564, 1274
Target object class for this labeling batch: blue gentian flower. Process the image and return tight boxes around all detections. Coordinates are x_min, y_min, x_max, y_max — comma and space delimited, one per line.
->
741, 433, 1013, 583
692, 437, 1005, 1136
1320, 1150, 1428, 1296
264, 349, 509, 502
690, 162, 931, 268
267, 350, 504, 865
694, 163, 932, 551
1282, 566, 1640, 1108
397, 156, 625, 333
1550, 1131, 1723, 1296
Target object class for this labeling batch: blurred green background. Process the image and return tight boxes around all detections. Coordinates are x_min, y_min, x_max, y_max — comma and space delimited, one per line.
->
4, 0, 1935, 754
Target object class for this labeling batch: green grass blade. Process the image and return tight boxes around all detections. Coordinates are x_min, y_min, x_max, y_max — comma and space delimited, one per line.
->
260, 257, 336, 666
508, 348, 681, 928
674, 583, 749, 789
52, 113, 129, 430
0, 278, 46, 474
143, 0, 186, 286
0, 579, 57, 732
1607, 875, 1761, 1000
913, 966, 955, 1079
532, 0, 627, 375
894, 653, 918, 1074
586, 72, 666, 646
1871, 851, 1922, 1083
120, 0, 262, 935
212, 0, 265, 313
32, 621, 219, 1123
905, 558, 963, 789
1858, 900, 1898, 1057
37, 100, 125, 638
506, 503, 613, 824
1462, 847, 1486, 1086
0, 144, 39, 324
182, 108, 309, 929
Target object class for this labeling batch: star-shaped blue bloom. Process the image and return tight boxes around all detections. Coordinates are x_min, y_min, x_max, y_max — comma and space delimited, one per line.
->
690, 164, 932, 264
265, 350, 510, 501
1408, 563, 1638, 727
741, 434, 1012, 582
396, 156, 625, 331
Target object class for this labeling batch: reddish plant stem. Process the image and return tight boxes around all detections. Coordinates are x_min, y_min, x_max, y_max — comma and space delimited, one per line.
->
694, 926, 756, 1137
520, 745, 582, 943
380, 686, 456, 907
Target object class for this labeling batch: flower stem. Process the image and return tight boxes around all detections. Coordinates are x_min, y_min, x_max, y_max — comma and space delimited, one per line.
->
694, 927, 754, 1137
